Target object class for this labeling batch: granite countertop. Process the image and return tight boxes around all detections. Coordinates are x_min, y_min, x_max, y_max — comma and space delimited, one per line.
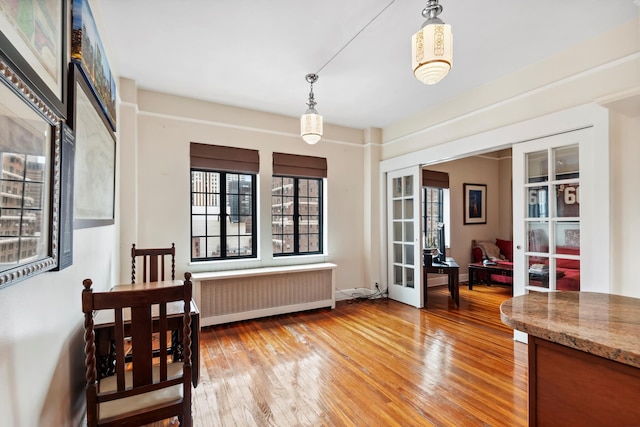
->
500, 291, 640, 368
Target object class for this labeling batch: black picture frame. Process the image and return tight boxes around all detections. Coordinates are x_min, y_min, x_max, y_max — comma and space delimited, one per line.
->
0, 55, 62, 289
68, 63, 116, 229
0, 0, 68, 117
54, 123, 75, 271
70, 0, 117, 132
464, 183, 487, 225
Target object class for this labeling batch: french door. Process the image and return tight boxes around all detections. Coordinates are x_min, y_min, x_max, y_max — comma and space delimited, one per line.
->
512, 130, 589, 342
513, 131, 585, 299
387, 167, 422, 308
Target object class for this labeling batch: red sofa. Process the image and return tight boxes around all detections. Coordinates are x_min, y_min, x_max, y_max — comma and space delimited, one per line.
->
471, 239, 514, 286
471, 239, 580, 291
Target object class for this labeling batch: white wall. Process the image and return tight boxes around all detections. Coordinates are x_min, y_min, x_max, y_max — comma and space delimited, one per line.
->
610, 111, 640, 297
0, 224, 119, 427
118, 88, 369, 294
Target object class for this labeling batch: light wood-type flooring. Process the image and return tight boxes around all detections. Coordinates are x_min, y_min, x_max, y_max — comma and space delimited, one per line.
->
152, 283, 527, 426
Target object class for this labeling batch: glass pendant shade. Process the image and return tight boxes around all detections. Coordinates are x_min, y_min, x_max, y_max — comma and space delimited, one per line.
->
412, 23, 453, 85
301, 108, 323, 145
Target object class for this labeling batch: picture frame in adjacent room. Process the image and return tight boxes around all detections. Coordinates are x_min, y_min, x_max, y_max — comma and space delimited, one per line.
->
0, 55, 62, 289
70, 0, 117, 131
68, 63, 116, 229
464, 183, 487, 225
0, 0, 68, 115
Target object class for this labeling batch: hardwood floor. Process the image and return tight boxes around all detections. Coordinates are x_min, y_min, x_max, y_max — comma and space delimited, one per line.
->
161, 283, 527, 426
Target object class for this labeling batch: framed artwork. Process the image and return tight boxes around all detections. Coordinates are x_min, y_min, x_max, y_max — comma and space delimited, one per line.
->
464, 183, 487, 225
68, 63, 115, 229
0, 55, 61, 289
71, 0, 117, 131
0, 0, 67, 115
53, 123, 75, 270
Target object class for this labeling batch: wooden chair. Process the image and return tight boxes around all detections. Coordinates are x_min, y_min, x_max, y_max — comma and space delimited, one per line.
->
131, 243, 175, 283
82, 272, 193, 427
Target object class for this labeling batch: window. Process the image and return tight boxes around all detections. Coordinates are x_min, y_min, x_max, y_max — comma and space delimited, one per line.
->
421, 170, 450, 251
190, 143, 259, 261
272, 152, 327, 257
422, 187, 443, 249
272, 176, 323, 255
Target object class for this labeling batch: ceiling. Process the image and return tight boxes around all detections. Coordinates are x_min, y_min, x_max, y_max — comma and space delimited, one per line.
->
96, 0, 638, 130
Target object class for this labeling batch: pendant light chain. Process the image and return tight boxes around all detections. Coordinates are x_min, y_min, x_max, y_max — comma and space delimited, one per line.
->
301, 0, 396, 144
314, 0, 397, 76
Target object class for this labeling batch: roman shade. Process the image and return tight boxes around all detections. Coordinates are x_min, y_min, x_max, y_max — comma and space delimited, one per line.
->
273, 153, 327, 178
422, 170, 449, 188
190, 143, 259, 173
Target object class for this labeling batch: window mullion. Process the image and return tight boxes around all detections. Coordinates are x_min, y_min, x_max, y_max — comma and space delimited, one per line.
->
219, 172, 227, 257
293, 178, 300, 253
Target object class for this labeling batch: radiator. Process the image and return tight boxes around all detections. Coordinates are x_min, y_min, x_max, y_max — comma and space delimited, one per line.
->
192, 263, 336, 327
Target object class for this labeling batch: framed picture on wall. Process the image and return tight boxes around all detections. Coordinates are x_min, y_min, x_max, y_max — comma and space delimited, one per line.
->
53, 123, 75, 270
464, 183, 487, 225
0, 55, 62, 289
71, 0, 117, 131
67, 63, 116, 229
0, 0, 68, 115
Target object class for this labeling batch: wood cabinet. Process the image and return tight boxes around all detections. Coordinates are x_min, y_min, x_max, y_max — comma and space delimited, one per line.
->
500, 291, 640, 426
529, 337, 640, 426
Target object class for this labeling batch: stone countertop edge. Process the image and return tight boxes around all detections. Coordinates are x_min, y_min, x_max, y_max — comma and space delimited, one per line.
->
500, 291, 640, 369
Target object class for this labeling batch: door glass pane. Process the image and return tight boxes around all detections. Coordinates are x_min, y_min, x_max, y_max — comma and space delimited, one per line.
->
403, 176, 413, 196
527, 186, 549, 218
405, 244, 414, 265
527, 254, 550, 289
393, 200, 402, 219
527, 222, 549, 261
394, 244, 402, 263
527, 151, 548, 183
393, 177, 402, 197
393, 222, 402, 241
394, 265, 402, 285
555, 222, 580, 249
405, 266, 414, 288
554, 145, 579, 180
404, 199, 414, 219
555, 183, 579, 218
404, 222, 413, 240
555, 222, 580, 291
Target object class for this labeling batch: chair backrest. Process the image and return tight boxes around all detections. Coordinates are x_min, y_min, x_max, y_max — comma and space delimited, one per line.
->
131, 243, 176, 283
82, 272, 193, 426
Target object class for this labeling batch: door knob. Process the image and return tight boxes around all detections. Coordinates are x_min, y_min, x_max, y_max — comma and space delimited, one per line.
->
516, 245, 522, 250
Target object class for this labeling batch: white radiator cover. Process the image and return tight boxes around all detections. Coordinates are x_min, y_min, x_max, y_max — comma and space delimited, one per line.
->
192, 263, 336, 326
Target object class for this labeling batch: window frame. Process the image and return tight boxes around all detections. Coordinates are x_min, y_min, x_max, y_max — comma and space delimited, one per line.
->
422, 186, 450, 250
190, 168, 257, 261
272, 175, 324, 257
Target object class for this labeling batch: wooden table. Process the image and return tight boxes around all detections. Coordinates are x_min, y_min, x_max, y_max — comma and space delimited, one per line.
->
468, 262, 513, 290
93, 280, 201, 387
424, 257, 460, 306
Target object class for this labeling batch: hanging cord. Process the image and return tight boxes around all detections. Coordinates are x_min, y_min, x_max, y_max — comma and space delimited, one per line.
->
314, 0, 397, 75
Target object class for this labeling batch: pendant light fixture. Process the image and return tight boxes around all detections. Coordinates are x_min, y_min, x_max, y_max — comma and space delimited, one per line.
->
412, 0, 453, 85
300, 73, 323, 144
299, 0, 396, 144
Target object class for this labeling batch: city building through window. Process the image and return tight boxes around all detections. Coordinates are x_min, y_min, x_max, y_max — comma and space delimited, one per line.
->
190, 143, 258, 261
272, 153, 327, 257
